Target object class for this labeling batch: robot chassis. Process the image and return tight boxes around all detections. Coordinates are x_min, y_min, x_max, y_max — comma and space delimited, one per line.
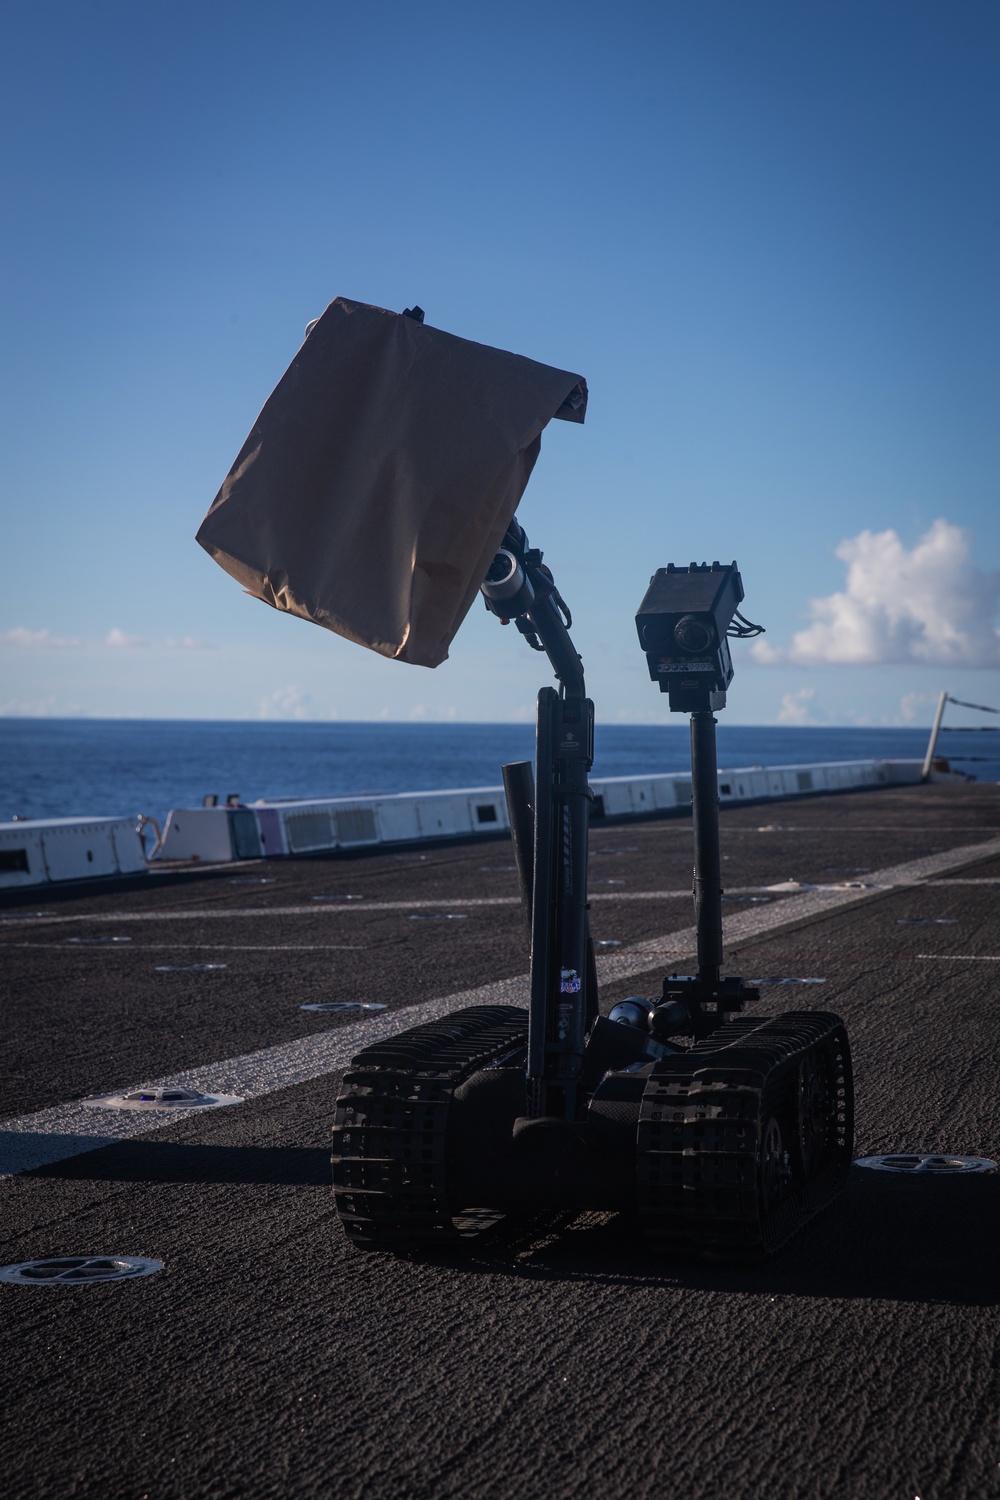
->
332, 525, 854, 1262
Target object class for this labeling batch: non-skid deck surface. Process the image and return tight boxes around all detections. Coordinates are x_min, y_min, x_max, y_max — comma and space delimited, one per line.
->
2, 782, 999, 1499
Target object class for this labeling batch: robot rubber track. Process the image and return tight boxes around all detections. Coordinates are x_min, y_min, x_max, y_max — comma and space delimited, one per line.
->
332, 1007, 853, 1262
638, 1011, 853, 1261
332, 1005, 530, 1251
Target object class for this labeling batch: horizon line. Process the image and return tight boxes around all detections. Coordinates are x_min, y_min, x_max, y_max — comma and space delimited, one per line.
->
0, 714, 963, 731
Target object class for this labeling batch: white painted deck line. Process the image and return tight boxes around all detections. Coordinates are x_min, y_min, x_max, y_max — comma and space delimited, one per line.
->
916, 954, 1000, 961
2, 834, 998, 1180
2, 863, 998, 930
609, 837, 1000, 966
0, 896, 666, 922
7, 944, 369, 952
0, 975, 531, 1180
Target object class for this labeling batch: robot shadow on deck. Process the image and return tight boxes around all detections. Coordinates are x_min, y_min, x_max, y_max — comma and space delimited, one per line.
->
30, 1138, 333, 1187
29, 1139, 1000, 1307
419, 1168, 1000, 1309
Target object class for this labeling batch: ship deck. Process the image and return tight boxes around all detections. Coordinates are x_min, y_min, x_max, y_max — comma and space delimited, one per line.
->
2, 780, 1000, 1500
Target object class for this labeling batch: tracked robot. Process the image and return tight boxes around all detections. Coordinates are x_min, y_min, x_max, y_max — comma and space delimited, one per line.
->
332, 522, 853, 1261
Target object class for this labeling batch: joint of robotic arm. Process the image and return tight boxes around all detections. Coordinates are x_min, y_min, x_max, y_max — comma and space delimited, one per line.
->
481, 520, 538, 621
482, 548, 535, 620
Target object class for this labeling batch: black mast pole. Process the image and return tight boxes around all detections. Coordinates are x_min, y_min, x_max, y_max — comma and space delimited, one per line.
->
690, 709, 724, 993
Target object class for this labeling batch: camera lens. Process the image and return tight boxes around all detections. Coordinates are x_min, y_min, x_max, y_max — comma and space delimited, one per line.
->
639, 620, 670, 651
481, 548, 532, 608
485, 550, 518, 587
674, 615, 714, 654
482, 549, 522, 600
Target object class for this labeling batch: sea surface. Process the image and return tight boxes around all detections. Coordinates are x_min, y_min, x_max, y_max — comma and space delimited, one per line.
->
1, 719, 997, 826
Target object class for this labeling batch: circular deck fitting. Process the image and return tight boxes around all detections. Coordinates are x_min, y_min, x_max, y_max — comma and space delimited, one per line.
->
896, 918, 958, 926
66, 935, 132, 944
750, 977, 826, 986
82, 1086, 243, 1111
300, 1000, 387, 1013
856, 1154, 996, 1174
764, 879, 876, 893
407, 913, 467, 921
0, 1256, 164, 1286
153, 963, 228, 972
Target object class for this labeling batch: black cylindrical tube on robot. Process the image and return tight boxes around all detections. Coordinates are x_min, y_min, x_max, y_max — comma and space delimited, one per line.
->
502, 760, 535, 937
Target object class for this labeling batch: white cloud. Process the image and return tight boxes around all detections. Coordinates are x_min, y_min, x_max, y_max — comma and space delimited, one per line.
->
776, 688, 817, 725
258, 684, 313, 720
405, 703, 463, 721
897, 691, 933, 724
105, 627, 149, 648
0, 626, 81, 648
752, 519, 1000, 667
0, 626, 217, 651
0, 694, 59, 716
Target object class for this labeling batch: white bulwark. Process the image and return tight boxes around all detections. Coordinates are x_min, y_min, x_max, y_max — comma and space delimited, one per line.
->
156, 786, 511, 862
0, 816, 148, 890
0, 758, 954, 888
155, 757, 932, 864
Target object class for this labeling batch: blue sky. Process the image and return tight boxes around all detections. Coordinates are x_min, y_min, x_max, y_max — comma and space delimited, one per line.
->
1, 0, 997, 729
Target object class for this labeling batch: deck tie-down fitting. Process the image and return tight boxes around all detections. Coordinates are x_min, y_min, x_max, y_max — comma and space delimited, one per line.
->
855, 1154, 996, 1174
0, 1256, 164, 1286
82, 1086, 243, 1111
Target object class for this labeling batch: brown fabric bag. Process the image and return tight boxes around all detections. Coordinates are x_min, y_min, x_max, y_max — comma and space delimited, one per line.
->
196, 297, 587, 667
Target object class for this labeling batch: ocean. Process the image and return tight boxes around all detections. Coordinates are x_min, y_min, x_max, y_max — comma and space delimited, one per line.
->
2, 718, 996, 827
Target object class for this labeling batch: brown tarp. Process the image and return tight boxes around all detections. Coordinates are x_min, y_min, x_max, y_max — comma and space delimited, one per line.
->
196, 297, 587, 668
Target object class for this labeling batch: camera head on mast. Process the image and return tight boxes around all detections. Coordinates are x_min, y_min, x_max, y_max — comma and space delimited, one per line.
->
635, 560, 763, 714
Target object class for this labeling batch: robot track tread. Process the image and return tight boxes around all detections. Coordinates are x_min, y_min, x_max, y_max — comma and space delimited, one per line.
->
637, 1011, 854, 1262
332, 1004, 530, 1251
